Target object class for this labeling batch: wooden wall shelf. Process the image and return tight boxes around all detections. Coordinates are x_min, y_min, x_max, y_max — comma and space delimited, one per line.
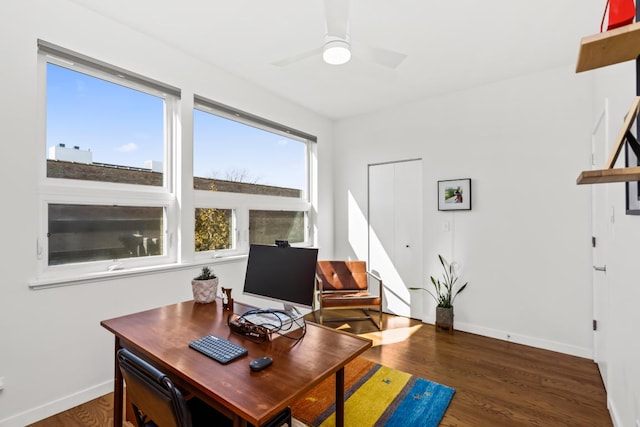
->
576, 21, 640, 72
577, 166, 640, 184
576, 97, 640, 185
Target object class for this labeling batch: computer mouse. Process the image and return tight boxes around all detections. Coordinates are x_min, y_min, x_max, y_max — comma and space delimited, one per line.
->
249, 356, 273, 371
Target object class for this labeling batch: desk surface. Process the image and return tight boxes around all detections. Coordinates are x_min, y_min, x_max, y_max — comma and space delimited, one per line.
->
101, 300, 372, 426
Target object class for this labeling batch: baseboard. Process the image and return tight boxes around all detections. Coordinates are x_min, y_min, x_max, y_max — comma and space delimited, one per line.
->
453, 321, 593, 359
608, 395, 622, 427
0, 380, 113, 427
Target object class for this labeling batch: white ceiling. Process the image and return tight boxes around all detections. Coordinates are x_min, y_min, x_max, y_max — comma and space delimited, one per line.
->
70, 0, 600, 120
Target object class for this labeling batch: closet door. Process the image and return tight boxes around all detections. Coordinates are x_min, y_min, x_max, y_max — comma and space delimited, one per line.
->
368, 159, 424, 319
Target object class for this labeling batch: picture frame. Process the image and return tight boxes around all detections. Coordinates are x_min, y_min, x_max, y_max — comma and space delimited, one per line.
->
438, 178, 471, 211
625, 144, 640, 215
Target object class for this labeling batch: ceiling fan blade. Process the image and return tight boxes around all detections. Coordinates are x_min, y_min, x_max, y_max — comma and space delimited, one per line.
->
324, 0, 350, 38
356, 43, 407, 69
271, 47, 322, 67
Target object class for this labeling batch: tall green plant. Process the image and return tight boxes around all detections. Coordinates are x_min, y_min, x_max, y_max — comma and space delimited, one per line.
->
411, 254, 468, 308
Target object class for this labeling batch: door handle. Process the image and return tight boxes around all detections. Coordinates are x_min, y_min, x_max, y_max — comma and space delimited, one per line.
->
593, 265, 606, 272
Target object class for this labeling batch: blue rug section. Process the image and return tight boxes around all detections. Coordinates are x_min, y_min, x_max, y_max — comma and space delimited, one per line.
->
379, 377, 455, 427
292, 360, 455, 427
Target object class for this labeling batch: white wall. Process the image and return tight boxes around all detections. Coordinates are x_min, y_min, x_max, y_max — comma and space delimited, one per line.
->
0, 1, 333, 425
592, 60, 640, 427
333, 56, 640, 425
333, 66, 594, 356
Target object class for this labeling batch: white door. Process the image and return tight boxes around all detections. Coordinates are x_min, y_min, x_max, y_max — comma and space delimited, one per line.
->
591, 103, 610, 388
368, 159, 424, 319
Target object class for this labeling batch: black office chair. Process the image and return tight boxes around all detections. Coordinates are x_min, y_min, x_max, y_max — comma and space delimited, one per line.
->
117, 348, 291, 427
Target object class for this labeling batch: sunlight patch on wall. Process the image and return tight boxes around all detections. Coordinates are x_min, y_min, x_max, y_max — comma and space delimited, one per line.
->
347, 191, 411, 316
347, 190, 368, 261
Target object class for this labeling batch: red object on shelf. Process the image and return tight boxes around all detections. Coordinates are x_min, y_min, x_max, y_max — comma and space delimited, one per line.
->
603, 0, 636, 31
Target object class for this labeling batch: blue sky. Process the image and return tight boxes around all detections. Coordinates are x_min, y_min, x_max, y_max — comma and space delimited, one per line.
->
193, 110, 305, 188
46, 63, 305, 190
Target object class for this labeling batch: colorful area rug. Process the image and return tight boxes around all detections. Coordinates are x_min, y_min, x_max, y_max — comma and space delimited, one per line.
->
290, 358, 455, 427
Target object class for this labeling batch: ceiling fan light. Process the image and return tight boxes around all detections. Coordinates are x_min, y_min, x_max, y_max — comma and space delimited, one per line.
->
323, 40, 351, 65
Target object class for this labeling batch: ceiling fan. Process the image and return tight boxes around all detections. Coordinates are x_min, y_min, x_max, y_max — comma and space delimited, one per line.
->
272, 0, 407, 69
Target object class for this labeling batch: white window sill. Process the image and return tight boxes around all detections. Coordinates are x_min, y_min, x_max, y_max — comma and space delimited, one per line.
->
28, 255, 246, 290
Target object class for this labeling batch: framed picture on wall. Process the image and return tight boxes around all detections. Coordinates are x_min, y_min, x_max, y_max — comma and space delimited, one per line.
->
438, 178, 471, 211
625, 144, 640, 215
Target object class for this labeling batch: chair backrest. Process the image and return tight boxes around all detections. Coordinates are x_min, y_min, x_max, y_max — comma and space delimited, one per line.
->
117, 348, 191, 427
316, 261, 368, 291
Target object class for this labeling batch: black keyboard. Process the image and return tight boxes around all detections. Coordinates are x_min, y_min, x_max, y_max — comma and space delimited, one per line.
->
189, 334, 248, 364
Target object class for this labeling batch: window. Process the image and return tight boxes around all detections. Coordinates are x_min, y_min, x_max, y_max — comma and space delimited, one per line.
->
48, 204, 164, 265
195, 208, 234, 251
193, 108, 307, 197
193, 97, 316, 255
38, 41, 179, 278
34, 41, 317, 286
45, 64, 165, 186
249, 210, 306, 245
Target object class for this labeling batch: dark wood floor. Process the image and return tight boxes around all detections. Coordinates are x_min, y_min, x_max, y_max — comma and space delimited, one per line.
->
339, 314, 611, 427
30, 312, 611, 427
27, 394, 126, 427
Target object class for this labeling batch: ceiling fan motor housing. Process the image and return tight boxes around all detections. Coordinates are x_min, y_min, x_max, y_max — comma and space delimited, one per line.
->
323, 36, 351, 65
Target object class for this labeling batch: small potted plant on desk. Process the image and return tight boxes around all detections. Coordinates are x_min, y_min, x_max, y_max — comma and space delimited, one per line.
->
191, 266, 219, 304
411, 254, 468, 333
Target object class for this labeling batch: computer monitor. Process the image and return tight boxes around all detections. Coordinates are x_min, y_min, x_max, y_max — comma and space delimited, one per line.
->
242, 244, 319, 314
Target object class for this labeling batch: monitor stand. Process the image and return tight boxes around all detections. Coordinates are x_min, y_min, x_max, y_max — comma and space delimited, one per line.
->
282, 304, 302, 320
241, 303, 304, 339
242, 304, 302, 326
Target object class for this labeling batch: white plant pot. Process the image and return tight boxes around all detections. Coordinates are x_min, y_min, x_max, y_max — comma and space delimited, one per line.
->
191, 278, 219, 303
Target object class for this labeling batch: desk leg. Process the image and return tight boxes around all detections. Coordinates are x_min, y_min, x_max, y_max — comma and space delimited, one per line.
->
113, 337, 123, 427
335, 367, 345, 427
232, 414, 247, 427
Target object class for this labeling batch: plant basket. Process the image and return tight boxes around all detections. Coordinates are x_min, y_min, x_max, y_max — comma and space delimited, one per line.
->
436, 306, 454, 326
191, 278, 219, 303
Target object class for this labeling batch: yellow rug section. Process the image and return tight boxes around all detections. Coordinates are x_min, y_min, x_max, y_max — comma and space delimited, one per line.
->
318, 365, 411, 427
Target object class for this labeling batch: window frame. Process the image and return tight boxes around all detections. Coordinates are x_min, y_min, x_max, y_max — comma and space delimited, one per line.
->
192, 97, 315, 260
36, 41, 180, 281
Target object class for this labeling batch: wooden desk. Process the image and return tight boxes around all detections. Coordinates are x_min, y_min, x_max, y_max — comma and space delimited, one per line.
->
101, 300, 371, 427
